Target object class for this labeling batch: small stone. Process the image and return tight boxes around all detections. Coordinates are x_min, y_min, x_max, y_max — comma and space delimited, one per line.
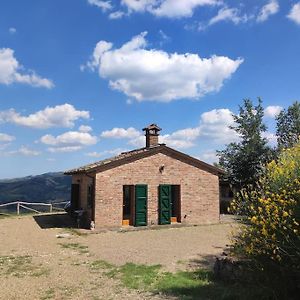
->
56, 233, 71, 238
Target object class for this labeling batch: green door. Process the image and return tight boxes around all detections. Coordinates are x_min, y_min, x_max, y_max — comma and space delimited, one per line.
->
135, 185, 148, 226
159, 185, 171, 225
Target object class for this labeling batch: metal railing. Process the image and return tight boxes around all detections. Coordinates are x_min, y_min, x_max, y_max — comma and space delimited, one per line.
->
0, 201, 68, 215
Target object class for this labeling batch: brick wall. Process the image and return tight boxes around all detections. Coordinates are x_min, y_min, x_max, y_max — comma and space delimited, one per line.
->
94, 152, 220, 228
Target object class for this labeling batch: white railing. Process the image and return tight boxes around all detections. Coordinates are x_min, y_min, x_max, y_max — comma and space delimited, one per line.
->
0, 201, 68, 215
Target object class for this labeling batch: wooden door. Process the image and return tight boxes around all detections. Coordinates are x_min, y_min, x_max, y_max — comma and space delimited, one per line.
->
159, 185, 171, 225
135, 185, 147, 226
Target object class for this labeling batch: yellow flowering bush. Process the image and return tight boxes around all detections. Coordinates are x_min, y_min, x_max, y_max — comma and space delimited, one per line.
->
230, 142, 300, 277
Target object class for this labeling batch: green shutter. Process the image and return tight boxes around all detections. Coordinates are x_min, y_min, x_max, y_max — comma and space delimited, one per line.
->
135, 185, 148, 226
159, 185, 171, 225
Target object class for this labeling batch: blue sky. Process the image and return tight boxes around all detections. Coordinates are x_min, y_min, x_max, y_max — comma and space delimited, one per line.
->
0, 0, 299, 178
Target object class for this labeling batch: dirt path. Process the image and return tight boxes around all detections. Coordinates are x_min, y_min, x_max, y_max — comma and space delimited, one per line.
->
0, 214, 236, 300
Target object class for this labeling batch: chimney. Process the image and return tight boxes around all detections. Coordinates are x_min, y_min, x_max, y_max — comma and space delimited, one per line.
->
142, 124, 161, 148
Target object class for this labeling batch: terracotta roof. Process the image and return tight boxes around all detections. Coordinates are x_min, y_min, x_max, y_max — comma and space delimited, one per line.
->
64, 144, 224, 175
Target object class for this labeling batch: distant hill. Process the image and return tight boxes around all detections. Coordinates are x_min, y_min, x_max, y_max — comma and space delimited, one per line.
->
0, 172, 71, 204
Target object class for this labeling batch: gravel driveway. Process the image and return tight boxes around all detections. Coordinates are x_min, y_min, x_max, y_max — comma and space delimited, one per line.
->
0, 214, 236, 300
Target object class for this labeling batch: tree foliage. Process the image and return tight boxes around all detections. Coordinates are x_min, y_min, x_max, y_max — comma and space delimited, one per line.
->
217, 98, 272, 187
276, 101, 300, 150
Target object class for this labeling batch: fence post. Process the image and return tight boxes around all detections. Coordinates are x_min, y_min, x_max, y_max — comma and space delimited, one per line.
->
17, 202, 20, 215
50, 204, 53, 213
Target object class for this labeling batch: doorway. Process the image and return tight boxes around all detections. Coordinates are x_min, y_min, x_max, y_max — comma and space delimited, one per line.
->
122, 185, 134, 226
159, 185, 181, 225
123, 185, 148, 226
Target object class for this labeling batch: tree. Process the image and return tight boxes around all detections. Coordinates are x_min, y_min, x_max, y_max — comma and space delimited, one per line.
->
276, 101, 300, 150
217, 98, 272, 188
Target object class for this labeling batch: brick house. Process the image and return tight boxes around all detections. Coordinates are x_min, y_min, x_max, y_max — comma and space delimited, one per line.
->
65, 124, 224, 229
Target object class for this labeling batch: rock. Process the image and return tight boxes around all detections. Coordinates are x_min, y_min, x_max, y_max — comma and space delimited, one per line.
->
56, 233, 71, 238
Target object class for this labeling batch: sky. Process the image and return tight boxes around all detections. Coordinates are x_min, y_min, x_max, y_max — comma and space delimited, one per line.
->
0, 0, 299, 178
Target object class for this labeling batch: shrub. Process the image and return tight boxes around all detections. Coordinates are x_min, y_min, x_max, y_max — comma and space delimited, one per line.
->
229, 142, 300, 297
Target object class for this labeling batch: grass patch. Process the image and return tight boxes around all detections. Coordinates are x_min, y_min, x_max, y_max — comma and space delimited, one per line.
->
90, 260, 115, 271
115, 263, 161, 289
59, 242, 89, 254
0, 255, 49, 278
40, 288, 55, 300
87, 260, 273, 299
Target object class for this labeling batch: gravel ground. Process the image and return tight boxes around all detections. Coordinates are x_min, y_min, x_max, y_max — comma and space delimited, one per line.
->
0, 214, 236, 300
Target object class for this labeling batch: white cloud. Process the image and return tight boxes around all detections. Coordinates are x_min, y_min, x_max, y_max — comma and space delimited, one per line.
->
257, 0, 279, 23
264, 105, 282, 118
158, 29, 171, 47
9, 146, 40, 156
198, 108, 238, 143
86, 151, 103, 158
86, 148, 127, 158
79, 125, 92, 132
47, 146, 83, 153
262, 131, 277, 144
87, 0, 112, 11
102, 108, 238, 150
207, 7, 248, 27
0, 133, 15, 143
121, 0, 156, 12
160, 134, 196, 149
198, 150, 218, 164
121, 0, 221, 18
0, 133, 15, 151
109, 11, 125, 19
81, 40, 113, 72
41, 130, 97, 153
158, 127, 201, 149
41, 131, 97, 147
83, 32, 243, 102
0, 104, 89, 129
9, 27, 16, 34
160, 109, 238, 147
101, 127, 140, 139
287, 2, 300, 25
0, 48, 54, 88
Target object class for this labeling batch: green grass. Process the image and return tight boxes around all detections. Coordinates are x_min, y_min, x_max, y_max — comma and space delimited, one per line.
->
0, 255, 50, 278
58, 242, 89, 254
115, 263, 162, 289
40, 288, 55, 300
87, 259, 273, 299
89, 260, 115, 271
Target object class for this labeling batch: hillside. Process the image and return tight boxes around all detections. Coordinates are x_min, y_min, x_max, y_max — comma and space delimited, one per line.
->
0, 172, 71, 204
